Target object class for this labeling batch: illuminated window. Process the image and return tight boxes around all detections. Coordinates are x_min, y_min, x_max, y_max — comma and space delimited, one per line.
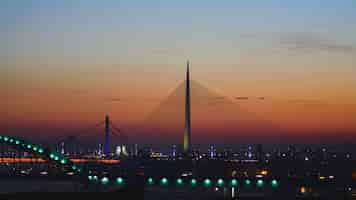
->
300, 186, 306, 194
261, 170, 268, 176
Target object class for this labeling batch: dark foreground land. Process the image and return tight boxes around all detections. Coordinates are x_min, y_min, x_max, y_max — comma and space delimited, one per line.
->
0, 180, 354, 200
0, 158, 355, 200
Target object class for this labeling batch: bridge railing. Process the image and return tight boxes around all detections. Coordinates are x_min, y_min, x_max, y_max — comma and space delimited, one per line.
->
0, 135, 82, 174
143, 177, 280, 189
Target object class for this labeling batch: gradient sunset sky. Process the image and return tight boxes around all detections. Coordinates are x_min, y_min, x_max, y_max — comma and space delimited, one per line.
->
1, 0, 356, 147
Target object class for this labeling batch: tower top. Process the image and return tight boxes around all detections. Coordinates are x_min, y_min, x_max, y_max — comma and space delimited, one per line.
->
183, 60, 191, 156
186, 60, 190, 79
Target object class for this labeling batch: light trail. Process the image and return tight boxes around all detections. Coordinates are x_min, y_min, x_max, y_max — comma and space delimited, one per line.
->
0, 157, 120, 164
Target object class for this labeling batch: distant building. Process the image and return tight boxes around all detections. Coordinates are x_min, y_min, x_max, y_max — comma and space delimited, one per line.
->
62, 136, 81, 157
60, 142, 65, 155
134, 144, 138, 157
246, 145, 253, 159
209, 146, 216, 159
115, 145, 121, 157
98, 144, 103, 157
256, 144, 263, 161
122, 145, 128, 156
172, 145, 177, 159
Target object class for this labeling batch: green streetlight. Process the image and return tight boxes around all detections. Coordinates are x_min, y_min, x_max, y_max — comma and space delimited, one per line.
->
116, 177, 124, 185
101, 177, 109, 184
147, 177, 154, 185
15, 140, 20, 145
4, 137, 9, 141
245, 179, 251, 187
160, 178, 168, 185
271, 179, 279, 188
60, 159, 66, 164
204, 178, 212, 187
88, 175, 93, 181
256, 179, 264, 187
191, 179, 197, 186
176, 178, 183, 186
38, 148, 44, 153
217, 178, 224, 186
231, 179, 238, 187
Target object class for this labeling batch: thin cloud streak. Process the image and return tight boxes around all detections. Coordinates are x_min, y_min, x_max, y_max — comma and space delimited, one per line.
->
235, 97, 249, 100
279, 33, 356, 53
282, 99, 329, 107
